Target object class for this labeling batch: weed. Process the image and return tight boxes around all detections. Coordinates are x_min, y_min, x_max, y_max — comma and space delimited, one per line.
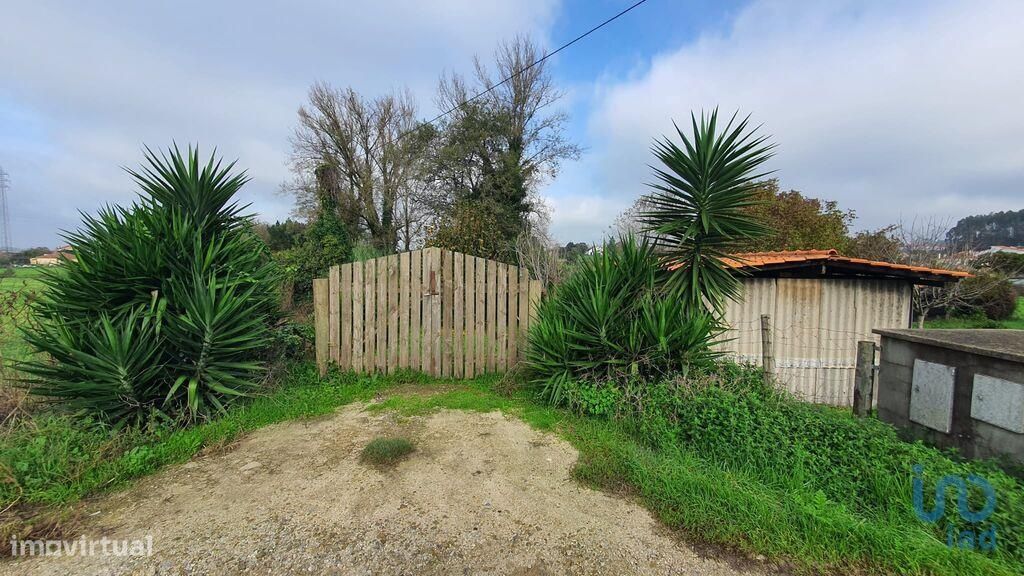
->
360, 437, 415, 467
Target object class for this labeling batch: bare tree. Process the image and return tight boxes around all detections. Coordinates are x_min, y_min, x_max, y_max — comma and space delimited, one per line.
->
289, 83, 428, 252
896, 218, 1007, 327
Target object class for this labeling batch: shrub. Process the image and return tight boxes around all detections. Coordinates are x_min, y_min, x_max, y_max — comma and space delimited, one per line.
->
19, 147, 279, 427
525, 236, 718, 407
426, 201, 509, 261
960, 274, 1017, 320
579, 362, 1024, 568
278, 200, 353, 301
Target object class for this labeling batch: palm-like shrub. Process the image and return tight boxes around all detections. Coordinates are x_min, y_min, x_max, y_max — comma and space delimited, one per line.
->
525, 236, 718, 406
20, 147, 279, 426
641, 109, 773, 315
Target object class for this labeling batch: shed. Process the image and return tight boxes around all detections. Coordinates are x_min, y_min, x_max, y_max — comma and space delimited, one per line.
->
716, 250, 969, 406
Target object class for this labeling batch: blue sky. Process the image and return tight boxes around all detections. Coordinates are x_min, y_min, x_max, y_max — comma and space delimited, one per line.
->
2, 0, 1023, 249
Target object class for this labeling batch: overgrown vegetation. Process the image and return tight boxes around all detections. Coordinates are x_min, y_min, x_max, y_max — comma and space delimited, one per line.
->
926, 297, 1024, 330
360, 437, 415, 467
525, 236, 716, 405
371, 371, 1024, 576
18, 147, 279, 427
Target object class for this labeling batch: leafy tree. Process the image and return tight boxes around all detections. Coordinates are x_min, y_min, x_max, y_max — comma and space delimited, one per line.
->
259, 219, 306, 252
973, 251, 1024, 277
559, 242, 590, 263
424, 201, 506, 260
280, 181, 353, 299
741, 179, 854, 252
845, 225, 903, 262
641, 110, 773, 315
20, 147, 279, 426
424, 36, 580, 252
947, 208, 1024, 250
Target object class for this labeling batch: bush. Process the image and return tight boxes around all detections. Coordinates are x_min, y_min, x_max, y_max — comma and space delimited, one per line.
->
961, 274, 1017, 320
525, 236, 718, 407
577, 362, 1024, 569
19, 147, 280, 427
279, 205, 352, 301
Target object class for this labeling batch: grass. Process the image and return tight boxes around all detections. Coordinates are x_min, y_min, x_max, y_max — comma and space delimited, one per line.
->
1, 363, 1020, 575
0, 267, 46, 364
925, 297, 1024, 329
360, 437, 415, 467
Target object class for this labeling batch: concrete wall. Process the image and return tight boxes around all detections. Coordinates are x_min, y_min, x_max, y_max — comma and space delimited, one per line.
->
719, 278, 911, 406
877, 336, 1024, 462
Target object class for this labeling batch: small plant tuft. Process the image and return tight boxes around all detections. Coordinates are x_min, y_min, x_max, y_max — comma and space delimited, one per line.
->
360, 437, 415, 467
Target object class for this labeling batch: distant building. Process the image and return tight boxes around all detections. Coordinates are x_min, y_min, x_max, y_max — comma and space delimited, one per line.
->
30, 245, 76, 266
979, 245, 1024, 256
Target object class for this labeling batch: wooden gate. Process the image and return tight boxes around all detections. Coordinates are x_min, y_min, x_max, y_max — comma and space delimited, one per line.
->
312, 247, 543, 377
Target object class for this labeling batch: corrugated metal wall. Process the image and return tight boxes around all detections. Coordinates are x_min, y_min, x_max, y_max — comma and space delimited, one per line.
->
718, 277, 911, 406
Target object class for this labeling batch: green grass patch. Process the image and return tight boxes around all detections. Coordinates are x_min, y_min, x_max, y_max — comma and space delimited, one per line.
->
371, 373, 1023, 576
360, 437, 415, 467
0, 363, 391, 510
0, 266, 47, 364
925, 297, 1024, 330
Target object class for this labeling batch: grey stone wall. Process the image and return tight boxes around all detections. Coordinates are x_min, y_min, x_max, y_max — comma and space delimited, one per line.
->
877, 336, 1024, 462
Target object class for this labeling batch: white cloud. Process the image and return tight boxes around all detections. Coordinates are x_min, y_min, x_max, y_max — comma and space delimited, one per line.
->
548, 0, 1024, 243
0, 0, 559, 247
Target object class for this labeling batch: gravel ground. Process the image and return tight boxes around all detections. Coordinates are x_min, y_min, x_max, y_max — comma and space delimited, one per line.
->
2, 401, 776, 576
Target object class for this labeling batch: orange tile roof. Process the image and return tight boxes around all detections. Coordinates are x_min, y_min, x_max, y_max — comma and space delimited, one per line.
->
717, 249, 970, 280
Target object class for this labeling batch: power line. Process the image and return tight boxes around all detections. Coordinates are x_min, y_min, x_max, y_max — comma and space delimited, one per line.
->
421, 0, 649, 129
0, 167, 12, 258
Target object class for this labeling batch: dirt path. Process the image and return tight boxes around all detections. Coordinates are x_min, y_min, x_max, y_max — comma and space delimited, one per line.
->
3, 401, 774, 576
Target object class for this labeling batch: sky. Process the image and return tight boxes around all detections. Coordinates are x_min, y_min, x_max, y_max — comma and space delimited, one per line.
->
2, 0, 1023, 249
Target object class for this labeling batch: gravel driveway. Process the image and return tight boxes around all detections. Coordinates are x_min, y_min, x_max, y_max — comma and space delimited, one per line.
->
2, 399, 775, 576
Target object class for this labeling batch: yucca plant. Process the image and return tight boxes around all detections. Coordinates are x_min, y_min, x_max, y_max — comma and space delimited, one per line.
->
641, 109, 774, 315
19, 146, 279, 427
525, 236, 718, 406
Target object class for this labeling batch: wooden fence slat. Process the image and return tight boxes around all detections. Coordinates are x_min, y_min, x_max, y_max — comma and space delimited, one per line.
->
453, 252, 464, 378
421, 249, 433, 374
496, 264, 508, 371
464, 256, 476, 378
313, 278, 329, 376
376, 256, 388, 372
529, 279, 542, 326
387, 254, 399, 374
518, 267, 530, 360
475, 257, 486, 374
486, 261, 497, 373
430, 248, 442, 376
411, 249, 422, 372
507, 265, 519, 365
364, 259, 376, 372
328, 265, 340, 364
398, 252, 410, 370
441, 250, 453, 377
352, 261, 364, 372
340, 263, 353, 369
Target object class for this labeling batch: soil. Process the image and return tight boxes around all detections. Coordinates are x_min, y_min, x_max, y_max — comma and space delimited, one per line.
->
2, 401, 776, 575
